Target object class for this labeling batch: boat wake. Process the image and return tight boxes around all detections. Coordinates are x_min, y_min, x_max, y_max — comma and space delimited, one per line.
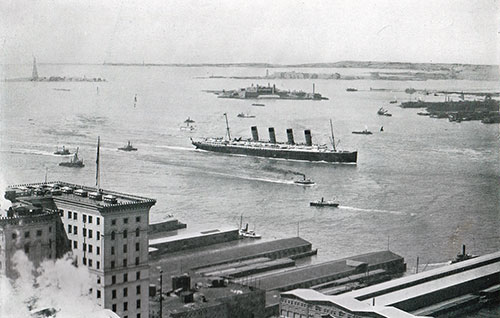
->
205, 171, 295, 185
157, 145, 196, 152
4, 148, 71, 157
340, 206, 404, 215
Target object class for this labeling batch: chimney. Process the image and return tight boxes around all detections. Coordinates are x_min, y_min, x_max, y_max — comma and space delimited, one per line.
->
304, 130, 312, 146
286, 129, 295, 145
251, 126, 259, 141
462, 244, 466, 256
268, 127, 276, 143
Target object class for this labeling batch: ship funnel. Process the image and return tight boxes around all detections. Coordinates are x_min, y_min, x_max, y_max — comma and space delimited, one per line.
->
304, 129, 312, 146
251, 126, 259, 141
268, 127, 276, 143
286, 128, 295, 145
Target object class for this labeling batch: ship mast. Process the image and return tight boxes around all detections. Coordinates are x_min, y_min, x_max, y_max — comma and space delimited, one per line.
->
330, 119, 336, 151
223, 113, 231, 140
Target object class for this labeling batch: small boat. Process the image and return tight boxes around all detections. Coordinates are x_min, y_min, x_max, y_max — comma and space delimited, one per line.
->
417, 111, 430, 116
239, 221, 262, 239
118, 141, 137, 151
54, 146, 70, 155
251, 103, 265, 107
294, 175, 315, 186
53, 88, 71, 92
346, 88, 358, 92
389, 99, 398, 104
377, 107, 392, 116
237, 113, 256, 118
310, 198, 339, 207
352, 129, 372, 135
184, 117, 195, 124
59, 147, 84, 168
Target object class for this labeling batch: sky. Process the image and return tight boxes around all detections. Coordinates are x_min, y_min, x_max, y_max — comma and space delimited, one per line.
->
1, 0, 499, 65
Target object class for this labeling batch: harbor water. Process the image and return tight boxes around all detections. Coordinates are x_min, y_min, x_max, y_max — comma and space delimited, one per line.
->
1, 64, 499, 273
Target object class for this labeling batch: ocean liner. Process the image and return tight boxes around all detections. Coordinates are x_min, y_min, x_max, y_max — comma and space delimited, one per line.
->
191, 114, 357, 163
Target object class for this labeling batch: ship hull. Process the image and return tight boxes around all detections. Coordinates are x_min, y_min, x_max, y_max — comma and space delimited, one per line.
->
192, 141, 357, 163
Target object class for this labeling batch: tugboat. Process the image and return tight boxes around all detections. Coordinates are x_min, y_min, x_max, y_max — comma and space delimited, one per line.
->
237, 112, 256, 118
238, 216, 262, 239
54, 146, 70, 155
310, 197, 339, 207
346, 88, 358, 92
451, 245, 476, 264
377, 107, 392, 116
294, 175, 315, 186
118, 141, 137, 151
59, 147, 84, 167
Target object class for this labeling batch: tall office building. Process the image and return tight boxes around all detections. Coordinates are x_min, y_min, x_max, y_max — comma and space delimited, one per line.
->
6, 182, 156, 318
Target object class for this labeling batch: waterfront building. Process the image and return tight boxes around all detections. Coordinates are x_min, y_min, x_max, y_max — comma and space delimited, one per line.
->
6, 181, 156, 318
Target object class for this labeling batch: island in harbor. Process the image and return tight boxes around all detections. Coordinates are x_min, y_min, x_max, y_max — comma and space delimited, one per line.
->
3, 58, 106, 83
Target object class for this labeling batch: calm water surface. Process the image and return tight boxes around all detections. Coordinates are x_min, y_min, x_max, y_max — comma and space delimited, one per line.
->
1, 64, 499, 271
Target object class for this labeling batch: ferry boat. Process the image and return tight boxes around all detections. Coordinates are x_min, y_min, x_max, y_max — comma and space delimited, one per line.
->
310, 198, 339, 207
118, 141, 137, 151
191, 115, 357, 164
59, 148, 84, 167
294, 175, 315, 186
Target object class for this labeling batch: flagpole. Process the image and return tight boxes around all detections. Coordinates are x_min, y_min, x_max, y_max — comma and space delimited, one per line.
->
96, 136, 100, 191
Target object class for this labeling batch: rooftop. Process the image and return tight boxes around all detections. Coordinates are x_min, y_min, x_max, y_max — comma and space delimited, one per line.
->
149, 226, 238, 246
7, 181, 156, 212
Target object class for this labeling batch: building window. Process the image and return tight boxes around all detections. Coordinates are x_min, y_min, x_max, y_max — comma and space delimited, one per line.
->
135, 257, 139, 266
97, 277, 101, 284
135, 242, 140, 252
136, 216, 141, 223
124, 217, 128, 224
112, 304, 116, 312
97, 290, 101, 299
112, 275, 116, 284
111, 246, 115, 255
97, 261, 100, 269
83, 214, 87, 223
97, 246, 100, 255
111, 219, 116, 226
89, 216, 93, 224
123, 302, 128, 311
68, 211, 72, 219
137, 314, 140, 318
49, 226, 52, 233
111, 261, 115, 269
112, 289, 116, 299
24, 231, 30, 238
123, 287, 128, 297
36, 230, 42, 237
88, 244, 93, 253
111, 231, 115, 240
73, 226, 77, 235
97, 217, 100, 225
135, 228, 140, 237
123, 244, 127, 253
68, 225, 72, 233
123, 259, 127, 267
136, 271, 140, 280
24, 244, 30, 254
136, 299, 141, 309
73, 212, 77, 220
73, 241, 77, 249
83, 243, 86, 251
89, 259, 93, 267
124, 273, 128, 282
123, 230, 128, 238
12, 233, 17, 240
97, 231, 100, 240
83, 257, 87, 265
89, 230, 93, 239
136, 285, 141, 295
83, 228, 87, 237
